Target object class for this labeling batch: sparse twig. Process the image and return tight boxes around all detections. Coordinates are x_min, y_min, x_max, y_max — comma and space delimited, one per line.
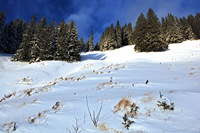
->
159, 91, 163, 98
66, 118, 81, 133
86, 96, 103, 127
72, 118, 80, 133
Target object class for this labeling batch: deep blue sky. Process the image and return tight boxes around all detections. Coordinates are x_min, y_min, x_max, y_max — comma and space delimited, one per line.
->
1, 0, 200, 43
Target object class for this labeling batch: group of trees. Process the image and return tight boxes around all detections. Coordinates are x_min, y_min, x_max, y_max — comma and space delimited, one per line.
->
0, 10, 83, 63
99, 21, 133, 51
11, 15, 81, 63
99, 8, 199, 52
0, 11, 27, 54
0, 9, 200, 63
0, 10, 95, 63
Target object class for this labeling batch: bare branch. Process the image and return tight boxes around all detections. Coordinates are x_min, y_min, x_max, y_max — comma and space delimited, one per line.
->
86, 96, 103, 127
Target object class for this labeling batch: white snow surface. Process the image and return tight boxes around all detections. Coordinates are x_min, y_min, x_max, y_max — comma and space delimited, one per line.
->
0, 40, 200, 133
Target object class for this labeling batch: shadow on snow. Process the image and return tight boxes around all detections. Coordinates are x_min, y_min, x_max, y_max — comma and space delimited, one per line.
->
81, 52, 107, 61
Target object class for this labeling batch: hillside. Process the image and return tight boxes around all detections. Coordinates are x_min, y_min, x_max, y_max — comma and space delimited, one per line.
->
0, 40, 200, 133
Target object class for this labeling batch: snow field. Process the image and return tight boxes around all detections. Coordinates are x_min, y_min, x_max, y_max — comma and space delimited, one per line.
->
0, 40, 200, 132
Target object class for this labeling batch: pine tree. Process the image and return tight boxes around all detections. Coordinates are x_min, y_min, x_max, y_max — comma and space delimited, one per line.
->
134, 13, 148, 52
85, 40, 89, 52
94, 42, 100, 51
127, 23, 134, 45
187, 13, 200, 39
0, 19, 26, 54
79, 38, 85, 52
99, 27, 109, 51
66, 21, 81, 62
88, 30, 94, 52
12, 15, 37, 62
29, 15, 39, 63
47, 19, 56, 60
163, 13, 184, 44
145, 8, 165, 51
179, 17, 196, 40
99, 24, 117, 51
115, 20, 122, 48
33, 17, 49, 62
0, 10, 6, 35
194, 13, 200, 38
0, 10, 6, 52
107, 24, 117, 50
15, 19, 27, 51
54, 20, 69, 61
122, 24, 128, 46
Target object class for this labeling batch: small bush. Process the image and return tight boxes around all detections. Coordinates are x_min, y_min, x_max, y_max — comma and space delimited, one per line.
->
122, 114, 134, 130
157, 101, 175, 110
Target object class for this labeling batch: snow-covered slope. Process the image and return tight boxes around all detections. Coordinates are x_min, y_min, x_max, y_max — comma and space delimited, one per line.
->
0, 40, 200, 133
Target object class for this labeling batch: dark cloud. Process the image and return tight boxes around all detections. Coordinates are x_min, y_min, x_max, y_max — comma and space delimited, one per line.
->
1, 0, 200, 43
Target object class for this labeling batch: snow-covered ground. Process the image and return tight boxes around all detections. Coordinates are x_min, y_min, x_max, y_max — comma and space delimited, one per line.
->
0, 40, 200, 133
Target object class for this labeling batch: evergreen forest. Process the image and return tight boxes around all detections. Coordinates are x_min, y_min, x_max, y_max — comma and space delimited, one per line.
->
0, 8, 199, 63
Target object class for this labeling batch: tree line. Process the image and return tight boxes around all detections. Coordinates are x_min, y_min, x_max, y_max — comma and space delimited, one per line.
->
99, 8, 198, 52
0, 8, 200, 63
0, 11, 95, 63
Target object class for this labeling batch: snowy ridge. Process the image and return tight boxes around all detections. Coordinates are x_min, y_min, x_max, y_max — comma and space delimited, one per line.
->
0, 40, 200, 133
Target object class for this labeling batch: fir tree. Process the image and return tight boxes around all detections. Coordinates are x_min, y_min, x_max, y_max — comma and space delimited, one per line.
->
94, 42, 100, 51
145, 8, 165, 51
85, 40, 89, 52
122, 24, 129, 46
54, 20, 68, 61
34, 17, 49, 62
88, 30, 94, 52
66, 21, 81, 62
0, 19, 26, 53
134, 13, 148, 52
107, 24, 117, 50
99, 24, 117, 51
160, 17, 168, 48
99, 27, 109, 51
12, 15, 37, 62
47, 19, 56, 60
179, 17, 196, 40
115, 20, 122, 48
126, 23, 134, 45
194, 13, 200, 38
187, 13, 200, 39
0, 10, 6, 34
79, 38, 85, 52
163, 14, 184, 44
0, 10, 6, 52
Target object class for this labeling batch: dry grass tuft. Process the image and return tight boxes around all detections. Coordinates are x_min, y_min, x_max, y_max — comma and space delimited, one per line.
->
114, 130, 124, 133
24, 88, 35, 96
31, 99, 38, 103
114, 97, 132, 113
38, 112, 45, 118
141, 90, 154, 103
141, 96, 154, 103
21, 77, 33, 82
28, 117, 36, 124
96, 82, 117, 90
189, 72, 195, 75
98, 123, 109, 131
